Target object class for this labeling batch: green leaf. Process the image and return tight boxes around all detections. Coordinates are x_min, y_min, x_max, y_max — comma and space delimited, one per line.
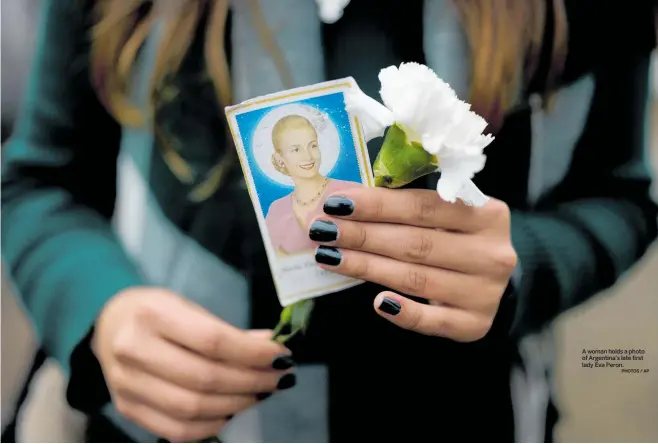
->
291, 299, 315, 334
271, 300, 316, 344
373, 123, 439, 188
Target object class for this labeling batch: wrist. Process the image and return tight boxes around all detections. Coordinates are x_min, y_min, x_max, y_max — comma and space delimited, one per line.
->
67, 325, 111, 414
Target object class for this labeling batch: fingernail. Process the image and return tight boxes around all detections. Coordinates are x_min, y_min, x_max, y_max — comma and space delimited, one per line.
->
324, 196, 354, 216
309, 220, 338, 242
378, 297, 401, 316
257, 392, 272, 401
227, 415, 234, 421
315, 246, 342, 266
272, 354, 295, 370
277, 373, 297, 390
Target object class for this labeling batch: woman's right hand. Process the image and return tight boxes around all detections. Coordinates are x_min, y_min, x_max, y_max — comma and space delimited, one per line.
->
92, 287, 295, 442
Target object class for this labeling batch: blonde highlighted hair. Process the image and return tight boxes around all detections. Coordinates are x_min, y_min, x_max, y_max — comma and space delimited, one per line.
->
91, 0, 567, 197
270, 115, 317, 176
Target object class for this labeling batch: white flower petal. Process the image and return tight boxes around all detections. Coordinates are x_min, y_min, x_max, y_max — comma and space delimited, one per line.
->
349, 62, 494, 199
436, 150, 487, 204
315, 0, 351, 23
444, 109, 489, 149
344, 83, 395, 142
378, 63, 457, 141
455, 180, 490, 207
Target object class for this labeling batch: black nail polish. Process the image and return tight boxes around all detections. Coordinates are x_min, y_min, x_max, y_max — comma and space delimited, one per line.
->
277, 373, 297, 390
324, 196, 354, 216
257, 392, 272, 401
379, 297, 401, 316
272, 354, 295, 370
309, 220, 338, 242
315, 246, 342, 266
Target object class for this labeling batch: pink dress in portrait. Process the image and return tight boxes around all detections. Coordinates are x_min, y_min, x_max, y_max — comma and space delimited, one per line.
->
265, 179, 362, 255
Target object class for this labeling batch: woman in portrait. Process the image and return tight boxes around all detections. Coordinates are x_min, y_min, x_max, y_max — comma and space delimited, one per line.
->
265, 114, 360, 256
1, 0, 656, 442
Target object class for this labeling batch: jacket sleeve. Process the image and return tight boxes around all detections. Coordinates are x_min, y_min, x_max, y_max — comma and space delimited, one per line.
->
1, 0, 144, 409
509, 45, 657, 337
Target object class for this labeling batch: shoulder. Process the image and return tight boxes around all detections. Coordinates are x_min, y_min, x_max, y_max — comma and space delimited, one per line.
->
266, 194, 291, 221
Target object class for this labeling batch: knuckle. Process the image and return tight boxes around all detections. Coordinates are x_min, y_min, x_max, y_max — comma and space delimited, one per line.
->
482, 286, 504, 314
257, 373, 280, 393
237, 395, 257, 411
253, 346, 276, 368
112, 327, 139, 362
195, 370, 219, 392
403, 232, 434, 261
353, 224, 368, 249
198, 330, 223, 357
428, 313, 447, 338
416, 310, 446, 337
372, 196, 385, 219
403, 268, 428, 295
177, 395, 204, 420
491, 246, 518, 275
404, 308, 423, 332
114, 398, 133, 418
133, 300, 159, 326
349, 255, 370, 280
486, 199, 511, 226
109, 368, 129, 392
413, 192, 438, 223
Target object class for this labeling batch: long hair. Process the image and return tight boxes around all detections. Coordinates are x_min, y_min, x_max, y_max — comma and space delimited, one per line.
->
91, 0, 567, 197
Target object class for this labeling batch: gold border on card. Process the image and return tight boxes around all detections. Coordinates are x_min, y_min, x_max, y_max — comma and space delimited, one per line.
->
225, 80, 372, 301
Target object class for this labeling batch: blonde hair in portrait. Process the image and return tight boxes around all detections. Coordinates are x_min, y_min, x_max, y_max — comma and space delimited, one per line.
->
270, 115, 318, 177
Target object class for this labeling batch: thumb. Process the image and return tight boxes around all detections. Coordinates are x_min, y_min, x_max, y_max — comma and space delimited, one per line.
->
373, 291, 485, 342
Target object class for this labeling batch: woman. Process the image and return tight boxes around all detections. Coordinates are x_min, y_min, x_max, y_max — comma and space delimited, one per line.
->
2, 0, 655, 442
265, 114, 361, 256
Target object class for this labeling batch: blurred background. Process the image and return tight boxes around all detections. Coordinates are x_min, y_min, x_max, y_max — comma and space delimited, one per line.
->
1, 1, 657, 442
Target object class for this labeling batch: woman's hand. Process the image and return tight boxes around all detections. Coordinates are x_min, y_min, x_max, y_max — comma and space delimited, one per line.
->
93, 288, 295, 442
309, 188, 517, 342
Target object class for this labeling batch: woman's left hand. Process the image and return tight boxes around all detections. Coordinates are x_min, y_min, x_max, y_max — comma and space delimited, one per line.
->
309, 188, 517, 342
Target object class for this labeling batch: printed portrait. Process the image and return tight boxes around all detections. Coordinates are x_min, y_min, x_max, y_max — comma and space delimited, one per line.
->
226, 78, 373, 304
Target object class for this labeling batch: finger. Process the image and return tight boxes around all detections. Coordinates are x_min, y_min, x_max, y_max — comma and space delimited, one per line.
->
114, 333, 291, 395
310, 217, 507, 275
152, 299, 290, 367
113, 366, 256, 421
315, 246, 493, 310
323, 188, 495, 232
114, 398, 226, 443
247, 329, 277, 340
373, 292, 494, 342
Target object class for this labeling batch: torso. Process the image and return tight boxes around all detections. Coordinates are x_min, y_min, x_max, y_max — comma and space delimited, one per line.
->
265, 179, 361, 256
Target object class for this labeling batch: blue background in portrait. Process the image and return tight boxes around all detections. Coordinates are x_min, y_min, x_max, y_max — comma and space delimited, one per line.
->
236, 92, 364, 216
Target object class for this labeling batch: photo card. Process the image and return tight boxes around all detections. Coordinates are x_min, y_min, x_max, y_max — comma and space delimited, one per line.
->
225, 78, 374, 307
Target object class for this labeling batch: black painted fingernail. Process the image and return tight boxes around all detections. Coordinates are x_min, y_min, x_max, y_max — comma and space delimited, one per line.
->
277, 373, 297, 390
379, 297, 401, 316
309, 220, 339, 242
272, 354, 295, 370
227, 415, 234, 421
315, 246, 342, 266
324, 196, 354, 216
257, 392, 272, 401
